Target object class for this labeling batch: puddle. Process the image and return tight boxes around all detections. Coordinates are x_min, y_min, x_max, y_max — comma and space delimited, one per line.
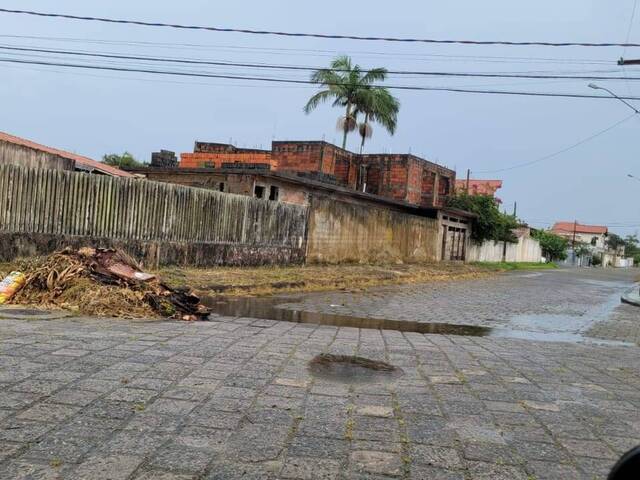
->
308, 354, 404, 384
202, 293, 637, 347
508, 314, 587, 334
202, 296, 492, 337
488, 329, 633, 347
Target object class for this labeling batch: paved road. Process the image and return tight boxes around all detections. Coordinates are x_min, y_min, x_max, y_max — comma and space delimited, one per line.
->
280, 268, 635, 329
0, 268, 639, 479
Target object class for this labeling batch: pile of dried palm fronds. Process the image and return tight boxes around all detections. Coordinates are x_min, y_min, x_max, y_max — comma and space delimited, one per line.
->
11, 248, 210, 320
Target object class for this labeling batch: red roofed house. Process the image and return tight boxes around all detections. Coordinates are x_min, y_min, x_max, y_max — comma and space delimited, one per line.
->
0, 131, 133, 177
551, 222, 608, 250
455, 179, 503, 202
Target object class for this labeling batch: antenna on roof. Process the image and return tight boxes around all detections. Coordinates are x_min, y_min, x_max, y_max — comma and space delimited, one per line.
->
272, 120, 277, 140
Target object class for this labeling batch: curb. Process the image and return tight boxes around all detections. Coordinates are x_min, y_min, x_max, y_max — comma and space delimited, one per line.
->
621, 289, 640, 307
0, 307, 72, 320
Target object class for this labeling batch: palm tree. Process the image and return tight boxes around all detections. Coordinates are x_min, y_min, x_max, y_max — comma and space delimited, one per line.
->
304, 56, 388, 150
355, 88, 400, 153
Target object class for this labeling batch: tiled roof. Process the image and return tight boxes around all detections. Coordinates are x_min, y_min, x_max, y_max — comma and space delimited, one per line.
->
551, 222, 608, 235
0, 131, 133, 177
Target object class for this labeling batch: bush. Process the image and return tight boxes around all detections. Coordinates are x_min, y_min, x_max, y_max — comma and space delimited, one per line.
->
447, 194, 519, 243
531, 230, 568, 261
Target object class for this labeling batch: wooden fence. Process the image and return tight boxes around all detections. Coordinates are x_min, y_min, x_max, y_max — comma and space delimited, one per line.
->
0, 164, 307, 249
1, 141, 75, 171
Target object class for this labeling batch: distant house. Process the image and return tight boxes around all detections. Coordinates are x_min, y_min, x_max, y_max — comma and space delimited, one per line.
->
551, 222, 608, 249
0, 131, 133, 177
455, 179, 503, 203
129, 139, 476, 261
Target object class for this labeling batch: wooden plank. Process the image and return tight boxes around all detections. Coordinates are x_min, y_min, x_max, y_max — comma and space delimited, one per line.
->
0, 166, 7, 230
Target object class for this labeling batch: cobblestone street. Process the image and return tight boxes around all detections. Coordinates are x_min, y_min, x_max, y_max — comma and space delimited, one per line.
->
0, 268, 639, 479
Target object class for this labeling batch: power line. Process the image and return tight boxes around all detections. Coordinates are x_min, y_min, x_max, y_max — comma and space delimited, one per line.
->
2, 8, 640, 48
475, 113, 638, 173
0, 45, 637, 81
0, 34, 619, 65
5, 56, 640, 101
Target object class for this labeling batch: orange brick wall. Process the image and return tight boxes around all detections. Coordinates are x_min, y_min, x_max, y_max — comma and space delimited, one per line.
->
406, 159, 423, 205
178, 141, 456, 207
180, 152, 274, 169
273, 142, 324, 174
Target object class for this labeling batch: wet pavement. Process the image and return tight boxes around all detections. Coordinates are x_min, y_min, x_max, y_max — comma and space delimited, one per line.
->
0, 267, 638, 479
205, 268, 639, 346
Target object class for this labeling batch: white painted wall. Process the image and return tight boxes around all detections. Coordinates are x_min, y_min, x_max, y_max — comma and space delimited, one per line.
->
467, 237, 543, 263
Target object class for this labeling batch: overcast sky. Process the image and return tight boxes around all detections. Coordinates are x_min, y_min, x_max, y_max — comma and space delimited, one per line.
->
1, 1, 639, 236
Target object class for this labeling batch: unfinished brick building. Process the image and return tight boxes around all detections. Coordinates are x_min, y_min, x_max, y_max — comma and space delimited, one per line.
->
180, 140, 455, 208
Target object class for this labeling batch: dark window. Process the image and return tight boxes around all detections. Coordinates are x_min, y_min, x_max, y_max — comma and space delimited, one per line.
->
218, 182, 226, 192
254, 185, 265, 199
591, 237, 597, 246
269, 186, 279, 201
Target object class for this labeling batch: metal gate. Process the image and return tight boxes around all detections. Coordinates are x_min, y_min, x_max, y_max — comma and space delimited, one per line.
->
441, 225, 466, 261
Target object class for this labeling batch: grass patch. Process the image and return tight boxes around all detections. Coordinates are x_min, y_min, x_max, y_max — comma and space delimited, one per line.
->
157, 262, 495, 297
472, 262, 557, 271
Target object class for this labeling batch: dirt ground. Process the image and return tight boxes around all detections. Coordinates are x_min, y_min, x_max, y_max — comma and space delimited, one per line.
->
156, 262, 498, 297
0, 259, 528, 317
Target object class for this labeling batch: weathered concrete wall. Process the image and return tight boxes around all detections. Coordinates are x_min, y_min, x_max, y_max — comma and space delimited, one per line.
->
0, 164, 307, 267
306, 195, 440, 264
0, 233, 303, 268
0, 140, 75, 171
141, 170, 309, 206
467, 237, 542, 263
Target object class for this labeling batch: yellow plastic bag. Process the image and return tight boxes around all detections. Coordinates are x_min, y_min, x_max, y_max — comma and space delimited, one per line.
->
0, 271, 26, 304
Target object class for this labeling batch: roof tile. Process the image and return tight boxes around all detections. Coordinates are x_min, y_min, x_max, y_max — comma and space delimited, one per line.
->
0, 131, 133, 178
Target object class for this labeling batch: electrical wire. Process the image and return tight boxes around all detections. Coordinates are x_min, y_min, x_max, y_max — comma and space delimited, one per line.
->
2, 8, 640, 48
0, 34, 618, 65
5, 56, 640, 100
475, 113, 638, 173
0, 45, 636, 81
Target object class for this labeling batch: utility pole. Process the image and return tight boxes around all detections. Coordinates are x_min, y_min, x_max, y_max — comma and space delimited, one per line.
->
572, 220, 577, 266
465, 169, 470, 193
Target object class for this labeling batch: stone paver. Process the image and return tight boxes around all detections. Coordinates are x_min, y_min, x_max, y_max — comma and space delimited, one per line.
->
0, 268, 638, 479
280, 268, 638, 332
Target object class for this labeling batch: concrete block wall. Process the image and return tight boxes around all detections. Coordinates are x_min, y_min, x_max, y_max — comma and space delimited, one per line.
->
466, 237, 543, 263
306, 195, 440, 264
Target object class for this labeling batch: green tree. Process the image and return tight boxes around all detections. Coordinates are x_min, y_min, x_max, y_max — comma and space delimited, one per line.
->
355, 87, 400, 153
447, 194, 519, 243
102, 152, 144, 169
606, 232, 626, 251
532, 230, 568, 261
304, 56, 390, 150
623, 234, 640, 264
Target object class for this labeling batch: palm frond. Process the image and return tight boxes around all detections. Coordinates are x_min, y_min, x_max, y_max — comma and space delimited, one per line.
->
304, 56, 400, 142
361, 67, 388, 85
303, 89, 335, 114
